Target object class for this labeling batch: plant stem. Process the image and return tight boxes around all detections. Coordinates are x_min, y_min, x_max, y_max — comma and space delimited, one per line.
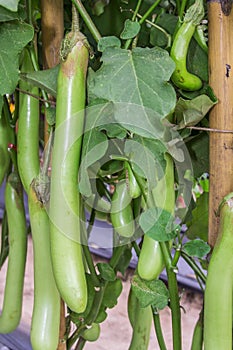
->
181, 252, 206, 285
86, 194, 98, 237
172, 245, 181, 266
124, 0, 143, 49
124, 0, 162, 49
75, 337, 86, 350
136, 13, 171, 48
71, 0, 101, 43
160, 241, 182, 350
176, 0, 181, 17
85, 285, 106, 325
72, 3, 80, 32
66, 326, 84, 349
132, 0, 143, 21
110, 245, 126, 268
139, 0, 162, 25
82, 244, 100, 286
152, 308, 167, 350
179, 0, 188, 19
133, 171, 155, 209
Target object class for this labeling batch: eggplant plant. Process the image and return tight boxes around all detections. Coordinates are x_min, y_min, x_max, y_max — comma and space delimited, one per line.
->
0, 0, 228, 350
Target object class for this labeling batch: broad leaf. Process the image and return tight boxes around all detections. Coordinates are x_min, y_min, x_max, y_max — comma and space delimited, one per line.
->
87, 99, 166, 140
115, 246, 132, 275
120, 19, 141, 40
98, 36, 121, 52
183, 239, 210, 258
102, 279, 123, 309
0, 20, 34, 95
186, 192, 208, 241
88, 46, 176, 125
131, 275, 169, 309
97, 263, 116, 281
20, 65, 59, 97
95, 308, 107, 324
139, 208, 178, 241
0, 3, 25, 21
0, 0, 19, 11
174, 95, 216, 129
71, 274, 122, 325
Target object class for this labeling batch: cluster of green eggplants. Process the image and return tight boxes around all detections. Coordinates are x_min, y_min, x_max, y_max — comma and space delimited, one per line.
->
0, 17, 177, 350
0, 27, 90, 350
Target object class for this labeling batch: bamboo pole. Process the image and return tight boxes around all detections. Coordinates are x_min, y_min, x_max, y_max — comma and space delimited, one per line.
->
41, 0, 64, 144
41, 0, 64, 69
208, 1, 233, 247
40, 1, 66, 349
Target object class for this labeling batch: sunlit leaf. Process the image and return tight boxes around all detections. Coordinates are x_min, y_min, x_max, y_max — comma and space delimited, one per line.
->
88, 46, 176, 129
132, 274, 169, 309
0, 0, 19, 12
139, 208, 178, 241
183, 239, 210, 258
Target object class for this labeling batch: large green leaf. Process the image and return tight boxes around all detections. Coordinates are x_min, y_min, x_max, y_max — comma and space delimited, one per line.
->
95, 278, 123, 324
139, 208, 178, 241
174, 95, 216, 129
97, 263, 116, 282
98, 36, 121, 52
0, 3, 25, 21
183, 239, 210, 258
0, 0, 19, 11
88, 46, 176, 120
102, 279, 123, 309
20, 65, 59, 97
131, 274, 169, 309
0, 20, 34, 95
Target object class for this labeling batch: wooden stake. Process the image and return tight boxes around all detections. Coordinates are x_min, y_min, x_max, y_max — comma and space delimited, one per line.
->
41, 0, 64, 69
208, 1, 233, 246
40, 1, 66, 349
41, 0, 64, 144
